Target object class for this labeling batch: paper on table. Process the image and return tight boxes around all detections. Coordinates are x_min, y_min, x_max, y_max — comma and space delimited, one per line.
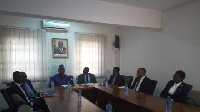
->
61, 85, 68, 87
80, 83, 94, 86
118, 86, 125, 88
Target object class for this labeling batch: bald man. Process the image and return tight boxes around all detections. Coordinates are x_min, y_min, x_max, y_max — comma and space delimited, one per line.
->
130, 68, 152, 94
54, 41, 67, 54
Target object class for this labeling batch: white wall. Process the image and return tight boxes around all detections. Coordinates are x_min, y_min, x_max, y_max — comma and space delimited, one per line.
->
0, 14, 117, 109
0, 0, 161, 28
120, 1, 200, 96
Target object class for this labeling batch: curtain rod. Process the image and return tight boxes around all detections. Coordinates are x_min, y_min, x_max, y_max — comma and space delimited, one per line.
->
0, 25, 45, 31
75, 32, 107, 36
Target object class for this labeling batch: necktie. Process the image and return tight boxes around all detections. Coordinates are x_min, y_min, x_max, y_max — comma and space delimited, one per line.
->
86, 74, 89, 84
134, 78, 141, 90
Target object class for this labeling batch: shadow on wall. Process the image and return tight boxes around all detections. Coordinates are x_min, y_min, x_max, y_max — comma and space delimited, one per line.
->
50, 65, 58, 77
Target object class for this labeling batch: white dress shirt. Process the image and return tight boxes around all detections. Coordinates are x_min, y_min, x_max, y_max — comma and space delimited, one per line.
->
168, 82, 182, 95
134, 76, 145, 91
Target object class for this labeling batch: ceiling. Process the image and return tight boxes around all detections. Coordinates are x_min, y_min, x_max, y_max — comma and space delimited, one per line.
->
99, 0, 194, 11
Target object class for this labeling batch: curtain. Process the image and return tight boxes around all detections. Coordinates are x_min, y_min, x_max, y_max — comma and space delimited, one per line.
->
75, 32, 107, 78
0, 27, 47, 83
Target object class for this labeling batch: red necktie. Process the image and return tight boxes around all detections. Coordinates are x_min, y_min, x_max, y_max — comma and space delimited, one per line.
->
134, 78, 141, 90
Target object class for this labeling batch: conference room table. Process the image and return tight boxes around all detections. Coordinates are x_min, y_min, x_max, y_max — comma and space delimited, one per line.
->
42, 84, 200, 112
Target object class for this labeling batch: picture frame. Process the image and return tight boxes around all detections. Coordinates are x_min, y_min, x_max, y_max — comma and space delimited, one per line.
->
52, 38, 68, 58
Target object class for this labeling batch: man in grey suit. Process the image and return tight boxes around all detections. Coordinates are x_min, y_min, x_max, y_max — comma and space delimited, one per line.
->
54, 41, 66, 54
77, 67, 97, 84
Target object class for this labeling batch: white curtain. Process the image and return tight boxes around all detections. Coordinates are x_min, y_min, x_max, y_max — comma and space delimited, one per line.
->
0, 27, 47, 83
75, 32, 107, 77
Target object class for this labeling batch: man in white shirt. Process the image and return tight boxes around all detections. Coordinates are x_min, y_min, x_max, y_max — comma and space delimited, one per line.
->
130, 68, 152, 94
160, 70, 191, 104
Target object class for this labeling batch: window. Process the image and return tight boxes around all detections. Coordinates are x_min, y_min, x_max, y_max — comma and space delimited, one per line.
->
0, 27, 47, 83
75, 32, 107, 77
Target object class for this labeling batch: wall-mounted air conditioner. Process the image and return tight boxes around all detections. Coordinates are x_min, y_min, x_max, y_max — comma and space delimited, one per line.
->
43, 20, 70, 30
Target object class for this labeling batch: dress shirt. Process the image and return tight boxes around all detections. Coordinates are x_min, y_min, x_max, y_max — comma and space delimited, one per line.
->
24, 82, 35, 98
134, 76, 145, 91
112, 75, 117, 84
84, 74, 90, 84
168, 82, 182, 95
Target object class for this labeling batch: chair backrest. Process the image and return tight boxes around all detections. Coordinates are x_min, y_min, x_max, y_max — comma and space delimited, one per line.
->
0, 88, 17, 112
149, 80, 157, 95
186, 97, 197, 107
187, 90, 200, 107
186, 84, 193, 92
121, 75, 133, 88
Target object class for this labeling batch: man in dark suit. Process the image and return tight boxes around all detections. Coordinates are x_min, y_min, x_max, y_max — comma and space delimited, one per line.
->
10, 71, 49, 111
21, 72, 39, 98
130, 68, 152, 94
54, 41, 67, 54
77, 67, 97, 84
10, 71, 33, 107
108, 67, 125, 86
160, 70, 190, 104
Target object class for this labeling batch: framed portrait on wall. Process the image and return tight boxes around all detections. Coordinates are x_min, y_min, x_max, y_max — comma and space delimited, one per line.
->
52, 38, 68, 58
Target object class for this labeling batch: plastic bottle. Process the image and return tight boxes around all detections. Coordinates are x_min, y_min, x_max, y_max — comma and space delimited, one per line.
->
51, 80, 55, 90
166, 96, 171, 112
105, 78, 108, 89
67, 81, 71, 92
106, 101, 112, 112
125, 84, 128, 96
78, 88, 82, 102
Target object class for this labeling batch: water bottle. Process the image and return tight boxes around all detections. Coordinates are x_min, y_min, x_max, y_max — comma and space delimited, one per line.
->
166, 96, 171, 112
67, 81, 71, 92
105, 78, 108, 89
125, 84, 128, 96
51, 80, 55, 90
106, 101, 112, 112
78, 88, 82, 102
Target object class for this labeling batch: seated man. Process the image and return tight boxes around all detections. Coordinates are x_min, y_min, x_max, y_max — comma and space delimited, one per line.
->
10, 71, 33, 107
21, 72, 39, 98
160, 70, 190, 104
108, 67, 125, 86
77, 67, 97, 84
51, 64, 74, 86
10, 71, 49, 111
130, 68, 152, 94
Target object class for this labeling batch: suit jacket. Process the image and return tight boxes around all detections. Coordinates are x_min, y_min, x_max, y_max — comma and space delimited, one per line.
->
9, 81, 32, 106
77, 73, 97, 84
160, 80, 190, 104
108, 74, 125, 86
54, 47, 66, 54
130, 76, 152, 94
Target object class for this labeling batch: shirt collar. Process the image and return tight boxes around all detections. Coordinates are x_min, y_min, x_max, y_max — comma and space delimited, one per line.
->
175, 82, 182, 86
13, 82, 21, 86
140, 76, 145, 80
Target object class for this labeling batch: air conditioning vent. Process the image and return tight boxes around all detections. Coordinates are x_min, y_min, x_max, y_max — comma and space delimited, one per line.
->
43, 20, 70, 30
